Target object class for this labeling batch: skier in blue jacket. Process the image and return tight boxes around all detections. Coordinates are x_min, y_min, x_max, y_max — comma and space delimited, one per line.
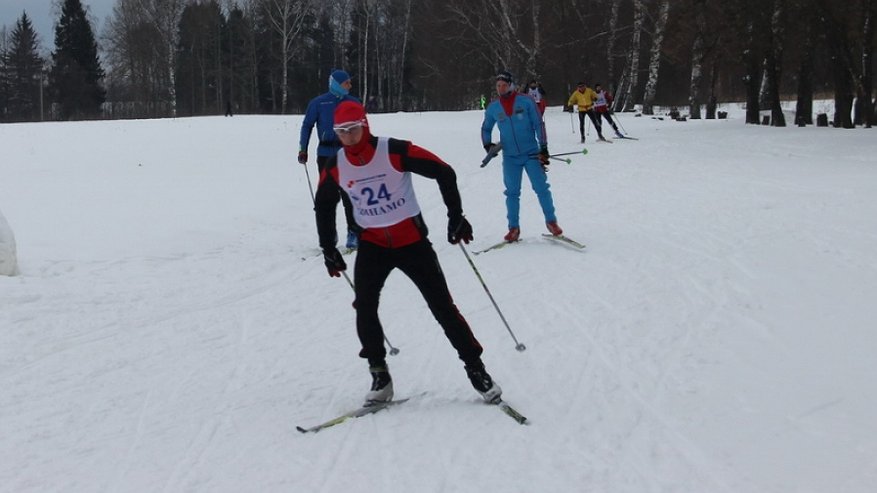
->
481, 70, 562, 242
299, 69, 362, 249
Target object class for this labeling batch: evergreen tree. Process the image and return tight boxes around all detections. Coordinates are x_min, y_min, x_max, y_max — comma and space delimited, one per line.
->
1, 25, 10, 121
7, 13, 45, 122
48, 0, 106, 119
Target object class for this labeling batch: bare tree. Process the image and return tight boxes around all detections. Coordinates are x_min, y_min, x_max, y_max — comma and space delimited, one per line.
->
687, 0, 708, 118
856, 0, 874, 127
262, 0, 312, 113
642, 0, 671, 115
764, 0, 786, 126
793, 0, 818, 125
131, 0, 185, 116
621, 0, 644, 112
606, 0, 622, 93
443, 0, 544, 79
820, 0, 856, 128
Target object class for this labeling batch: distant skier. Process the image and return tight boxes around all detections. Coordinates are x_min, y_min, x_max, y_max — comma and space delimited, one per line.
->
527, 80, 547, 115
314, 100, 502, 406
481, 70, 562, 242
566, 81, 604, 142
593, 83, 623, 138
299, 69, 361, 250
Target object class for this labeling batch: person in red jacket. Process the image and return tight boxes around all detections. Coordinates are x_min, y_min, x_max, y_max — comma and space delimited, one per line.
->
593, 83, 624, 138
314, 100, 502, 406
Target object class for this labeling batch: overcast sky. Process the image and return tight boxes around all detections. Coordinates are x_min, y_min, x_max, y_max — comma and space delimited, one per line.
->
1, 0, 114, 53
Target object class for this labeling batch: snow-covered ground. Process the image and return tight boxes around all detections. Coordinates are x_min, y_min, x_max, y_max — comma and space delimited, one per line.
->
1, 104, 876, 492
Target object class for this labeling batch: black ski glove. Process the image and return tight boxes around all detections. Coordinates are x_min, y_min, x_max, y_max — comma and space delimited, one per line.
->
447, 214, 473, 245
538, 146, 550, 172
484, 142, 498, 153
322, 247, 347, 277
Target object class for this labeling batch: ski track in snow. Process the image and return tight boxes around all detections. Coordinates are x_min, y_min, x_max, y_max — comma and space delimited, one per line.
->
2, 107, 877, 492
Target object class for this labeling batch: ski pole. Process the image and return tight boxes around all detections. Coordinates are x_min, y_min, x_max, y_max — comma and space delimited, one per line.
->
303, 162, 316, 204
457, 243, 526, 352
528, 153, 572, 164
341, 271, 400, 355
614, 112, 629, 135
548, 150, 590, 158
567, 83, 575, 134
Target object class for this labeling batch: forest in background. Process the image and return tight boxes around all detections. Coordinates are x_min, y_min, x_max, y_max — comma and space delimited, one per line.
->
1, 0, 874, 128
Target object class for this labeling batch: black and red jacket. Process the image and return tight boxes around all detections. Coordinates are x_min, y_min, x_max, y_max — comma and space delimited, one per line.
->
314, 134, 463, 249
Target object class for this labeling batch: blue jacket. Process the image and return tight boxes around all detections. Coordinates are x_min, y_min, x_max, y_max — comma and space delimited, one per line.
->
299, 92, 361, 157
481, 93, 546, 158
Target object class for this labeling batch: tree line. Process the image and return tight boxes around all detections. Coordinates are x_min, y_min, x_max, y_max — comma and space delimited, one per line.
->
1, 0, 874, 127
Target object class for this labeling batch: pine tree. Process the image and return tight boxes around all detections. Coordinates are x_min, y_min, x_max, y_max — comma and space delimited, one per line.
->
48, 0, 106, 120
7, 13, 45, 122
1, 25, 10, 121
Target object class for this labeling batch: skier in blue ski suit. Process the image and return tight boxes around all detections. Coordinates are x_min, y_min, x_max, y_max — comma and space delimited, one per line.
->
299, 69, 362, 248
481, 71, 561, 242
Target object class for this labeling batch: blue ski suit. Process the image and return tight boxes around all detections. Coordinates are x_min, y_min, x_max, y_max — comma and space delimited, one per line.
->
481, 92, 556, 229
299, 91, 361, 158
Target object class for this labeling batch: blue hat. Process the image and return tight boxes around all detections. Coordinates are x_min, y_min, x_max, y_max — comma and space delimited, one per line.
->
330, 70, 351, 84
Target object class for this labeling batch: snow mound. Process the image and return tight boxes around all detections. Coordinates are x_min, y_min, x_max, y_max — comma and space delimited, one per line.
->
0, 207, 19, 276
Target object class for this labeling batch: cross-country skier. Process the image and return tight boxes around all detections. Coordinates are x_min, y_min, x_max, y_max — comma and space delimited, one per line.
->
299, 69, 361, 250
314, 100, 502, 405
593, 83, 624, 138
481, 70, 562, 242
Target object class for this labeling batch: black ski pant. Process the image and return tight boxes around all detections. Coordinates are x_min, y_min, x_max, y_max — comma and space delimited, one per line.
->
597, 111, 619, 133
316, 155, 358, 236
353, 239, 484, 367
578, 109, 604, 139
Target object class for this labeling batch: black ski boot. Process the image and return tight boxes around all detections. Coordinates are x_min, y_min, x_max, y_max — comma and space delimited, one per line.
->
365, 364, 393, 405
465, 362, 502, 403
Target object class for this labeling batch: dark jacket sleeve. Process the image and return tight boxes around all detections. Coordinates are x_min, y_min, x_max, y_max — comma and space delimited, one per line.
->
388, 138, 464, 219
314, 157, 342, 249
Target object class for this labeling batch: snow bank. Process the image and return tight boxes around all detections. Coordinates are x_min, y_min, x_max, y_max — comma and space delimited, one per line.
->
0, 207, 19, 276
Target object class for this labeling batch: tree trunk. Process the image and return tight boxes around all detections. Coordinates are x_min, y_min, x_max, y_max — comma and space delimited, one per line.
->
820, 0, 856, 128
706, 62, 718, 119
395, 0, 413, 110
607, 0, 621, 92
765, 0, 786, 127
688, 0, 706, 119
622, 0, 644, 112
743, 15, 762, 124
858, 0, 874, 127
795, 8, 817, 125
642, 0, 670, 115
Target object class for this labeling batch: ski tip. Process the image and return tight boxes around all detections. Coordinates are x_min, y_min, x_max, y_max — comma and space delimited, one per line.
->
581, 148, 589, 155
296, 426, 311, 434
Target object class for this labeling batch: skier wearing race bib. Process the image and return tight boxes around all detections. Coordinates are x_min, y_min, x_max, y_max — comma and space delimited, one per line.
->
313, 100, 502, 406
593, 83, 624, 138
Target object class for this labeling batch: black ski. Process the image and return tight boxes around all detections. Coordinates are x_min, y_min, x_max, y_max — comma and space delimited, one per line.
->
297, 394, 422, 434
542, 233, 586, 250
615, 135, 639, 140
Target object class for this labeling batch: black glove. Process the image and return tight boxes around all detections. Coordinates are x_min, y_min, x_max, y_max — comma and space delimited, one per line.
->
447, 214, 473, 245
538, 146, 550, 171
565, 105, 574, 113
484, 142, 496, 153
297, 150, 308, 165
322, 247, 347, 277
